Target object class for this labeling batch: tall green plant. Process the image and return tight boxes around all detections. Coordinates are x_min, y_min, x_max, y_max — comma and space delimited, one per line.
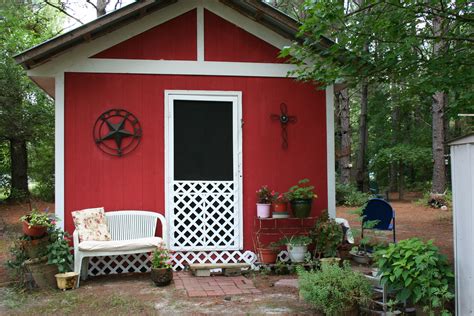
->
375, 238, 454, 315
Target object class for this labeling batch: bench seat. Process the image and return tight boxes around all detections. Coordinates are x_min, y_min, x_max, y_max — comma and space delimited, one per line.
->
78, 237, 163, 252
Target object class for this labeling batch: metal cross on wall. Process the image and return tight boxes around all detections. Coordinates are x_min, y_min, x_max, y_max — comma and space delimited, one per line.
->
270, 103, 297, 150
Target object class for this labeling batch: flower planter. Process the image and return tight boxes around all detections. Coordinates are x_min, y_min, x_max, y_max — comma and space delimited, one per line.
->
55, 272, 79, 290
290, 199, 312, 218
151, 267, 173, 286
350, 251, 372, 265
258, 248, 278, 264
22, 221, 48, 237
24, 257, 58, 289
287, 245, 307, 263
256, 203, 271, 218
272, 202, 287, 213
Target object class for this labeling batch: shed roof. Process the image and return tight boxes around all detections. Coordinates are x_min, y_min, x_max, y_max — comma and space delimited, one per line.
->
448, 133, 474, 146
14, 0, 333, 70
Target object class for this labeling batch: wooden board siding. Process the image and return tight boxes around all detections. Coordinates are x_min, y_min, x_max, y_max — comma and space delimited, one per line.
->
64, 73, 327, 250
92, 9, 197, 61
204, 9, 287, 63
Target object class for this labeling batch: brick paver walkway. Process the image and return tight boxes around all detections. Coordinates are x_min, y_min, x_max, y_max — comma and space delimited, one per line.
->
173, 272, 261, 297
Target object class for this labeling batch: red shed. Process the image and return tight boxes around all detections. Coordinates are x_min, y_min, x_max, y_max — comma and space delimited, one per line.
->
16, 0, 335, 270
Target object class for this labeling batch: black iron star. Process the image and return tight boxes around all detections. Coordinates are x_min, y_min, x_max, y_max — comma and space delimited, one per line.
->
99, 117, 134, 150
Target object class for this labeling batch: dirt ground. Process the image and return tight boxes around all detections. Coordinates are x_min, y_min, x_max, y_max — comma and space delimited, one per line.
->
0, 198, 453, 315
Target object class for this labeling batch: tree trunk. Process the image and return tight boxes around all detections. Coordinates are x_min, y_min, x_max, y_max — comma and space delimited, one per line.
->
431, 92, 447, 194
389, 103, 400, 192
96, 0, 108, 17
338, 88, 351, 185
431, 15, 447, 194
9, 139, 29, 201
356, 80, 369, 192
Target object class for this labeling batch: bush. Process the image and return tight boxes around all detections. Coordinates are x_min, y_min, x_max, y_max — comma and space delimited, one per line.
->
298, 263, 372, 315
336, 182, 370, 206
375, 238, 454, 315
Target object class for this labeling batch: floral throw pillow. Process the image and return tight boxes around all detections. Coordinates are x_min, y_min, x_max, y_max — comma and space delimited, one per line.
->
72, 207, 111, 242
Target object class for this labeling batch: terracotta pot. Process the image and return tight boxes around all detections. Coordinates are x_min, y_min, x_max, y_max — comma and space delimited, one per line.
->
272, 202, 287, 213
151, 268, 173, 286
22, 221, 48, 237
258, 248, 278, 264
24, 257, 58, 289
256, 203, 271, 218
290, 199, 312, 218
55, 272, 79, 290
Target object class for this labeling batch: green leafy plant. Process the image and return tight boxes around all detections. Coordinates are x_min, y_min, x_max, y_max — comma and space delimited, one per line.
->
6, 240, 29, 286
336, 182, 370, 206
277, 235, 312, 247
150, 242, 173, 269
271, 191, 289, 204
20, 208, 56, 228
256, 185, 272, 204
287, 179, 318, 200
309, 211, 343, 258
375, 238, 454, 315
298, 263, 372, 315
47, 228, 73, 273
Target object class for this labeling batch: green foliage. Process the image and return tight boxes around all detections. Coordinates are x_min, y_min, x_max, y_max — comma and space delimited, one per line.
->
20, 208, 56, 228
287, 179, 318, 200
150, 242, 173, 269
277, 235, 312, 247
6, 240, 28, 284
336, 182, 370, 206
47, 228, 73, 273
298, 263, 372, 315
256, 185, 273, 204
375, 238, 454, 315
309, 211, 343, 257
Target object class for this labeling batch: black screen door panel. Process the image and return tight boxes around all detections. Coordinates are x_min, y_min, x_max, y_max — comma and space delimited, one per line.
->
174, 100, 233, 181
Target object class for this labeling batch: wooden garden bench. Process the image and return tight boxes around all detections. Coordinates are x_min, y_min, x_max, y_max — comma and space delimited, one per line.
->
189, 263, 250, 277
73, 210, 167, 287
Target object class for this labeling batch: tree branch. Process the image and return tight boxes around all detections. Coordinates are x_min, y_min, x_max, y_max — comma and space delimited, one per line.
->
43, 0, 84, 25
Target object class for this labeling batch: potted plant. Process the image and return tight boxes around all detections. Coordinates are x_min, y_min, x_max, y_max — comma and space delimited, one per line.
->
256, 185, 272, 218
374, 238, 454, 315
257, 242, 280, 264
278, 235, 312, 263
271, 192, 289, 218
298, 262, 372, 315
20, 208, 56, 237
309, 211, 343, 264
287, 179, 318, 218
150, 242, 173, 286
48, 228, 78, 290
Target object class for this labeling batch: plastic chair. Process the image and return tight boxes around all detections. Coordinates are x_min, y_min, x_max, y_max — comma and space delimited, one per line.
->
361, 198, 396, 243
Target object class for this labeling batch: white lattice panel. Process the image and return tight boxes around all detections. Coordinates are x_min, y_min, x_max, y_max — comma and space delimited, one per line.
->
171, 181, 239, 251
87, 251, 257, 276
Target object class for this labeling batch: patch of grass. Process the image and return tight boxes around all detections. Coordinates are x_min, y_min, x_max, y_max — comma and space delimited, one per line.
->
437, 210, 453, 224
2, 287, 31, 309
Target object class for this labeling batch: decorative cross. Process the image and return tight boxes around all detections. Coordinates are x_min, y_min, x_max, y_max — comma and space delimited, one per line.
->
270, 103, 297, 149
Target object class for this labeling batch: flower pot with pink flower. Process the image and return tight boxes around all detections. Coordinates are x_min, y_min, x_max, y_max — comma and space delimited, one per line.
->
256, 185, 272, 218
150, 242, 173, 286
271, 192, 289, 217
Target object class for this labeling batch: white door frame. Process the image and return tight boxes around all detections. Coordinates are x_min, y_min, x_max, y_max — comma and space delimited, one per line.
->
164, 90, 243, 251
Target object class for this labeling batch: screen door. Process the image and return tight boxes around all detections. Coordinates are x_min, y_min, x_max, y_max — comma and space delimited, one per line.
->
165, 91, 242, 251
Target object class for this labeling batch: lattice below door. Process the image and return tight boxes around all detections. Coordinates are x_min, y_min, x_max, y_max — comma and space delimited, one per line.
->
170, 181, 240, 251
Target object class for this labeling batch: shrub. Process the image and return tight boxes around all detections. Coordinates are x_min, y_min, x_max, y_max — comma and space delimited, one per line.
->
375, 238, 454, 315
298, 263, 372, 315
309, 211, 343, 258
336, 182, 370, 206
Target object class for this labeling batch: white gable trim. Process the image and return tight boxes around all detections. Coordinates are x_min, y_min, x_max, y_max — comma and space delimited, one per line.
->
28, 0, 293, 78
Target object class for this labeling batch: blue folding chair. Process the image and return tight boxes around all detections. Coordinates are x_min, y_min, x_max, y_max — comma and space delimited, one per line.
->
361, 198, 396, 243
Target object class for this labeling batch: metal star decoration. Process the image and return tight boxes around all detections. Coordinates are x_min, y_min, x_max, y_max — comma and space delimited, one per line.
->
93, 109, 142, 157
271, 103, 297, 149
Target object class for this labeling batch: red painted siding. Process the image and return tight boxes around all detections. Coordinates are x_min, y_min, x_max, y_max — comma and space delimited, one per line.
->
204, 10, 287, 63
64, 73, 327, 250
93, 10, 197, 60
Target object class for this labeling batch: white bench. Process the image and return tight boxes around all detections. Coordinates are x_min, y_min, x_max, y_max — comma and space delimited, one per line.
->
73, 210, 167, 287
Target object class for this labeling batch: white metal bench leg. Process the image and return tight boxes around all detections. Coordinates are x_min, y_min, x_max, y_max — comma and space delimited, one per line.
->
74, 253, 83, 288
81, 257, 89, 281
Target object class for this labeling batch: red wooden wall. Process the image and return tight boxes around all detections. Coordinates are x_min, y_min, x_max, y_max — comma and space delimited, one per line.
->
64, 73, 327, 250
64, 7, 328, 251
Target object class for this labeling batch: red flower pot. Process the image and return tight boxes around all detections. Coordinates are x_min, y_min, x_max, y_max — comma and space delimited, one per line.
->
272, 202, 288, 213
22, 221, 48, 237
258, 248, 278, 264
